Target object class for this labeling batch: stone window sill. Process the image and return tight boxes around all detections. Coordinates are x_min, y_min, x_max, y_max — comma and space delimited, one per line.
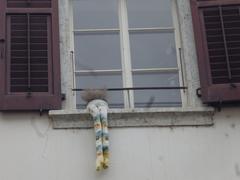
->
49, 107, 214, 129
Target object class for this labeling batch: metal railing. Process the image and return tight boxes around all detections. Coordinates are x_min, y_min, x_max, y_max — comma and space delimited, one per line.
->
72, 86, 187, 92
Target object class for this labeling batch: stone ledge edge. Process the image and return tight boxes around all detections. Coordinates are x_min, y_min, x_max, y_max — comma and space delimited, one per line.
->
49, 107, 214, 129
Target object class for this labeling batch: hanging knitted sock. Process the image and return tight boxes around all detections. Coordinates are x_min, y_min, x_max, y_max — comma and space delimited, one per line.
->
94, 113, 104, 171
99, 105, 109, 169
88, 103, 104, 171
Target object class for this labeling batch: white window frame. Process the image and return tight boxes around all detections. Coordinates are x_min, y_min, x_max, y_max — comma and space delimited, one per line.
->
70, 0, 187, 109
49, 0, 214, 129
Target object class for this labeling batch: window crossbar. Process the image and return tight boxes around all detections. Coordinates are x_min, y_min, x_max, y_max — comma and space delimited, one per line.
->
73, 27, 174, 34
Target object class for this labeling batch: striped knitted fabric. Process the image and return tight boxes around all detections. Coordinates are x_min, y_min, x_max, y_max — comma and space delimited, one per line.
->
87, 99, 109, 171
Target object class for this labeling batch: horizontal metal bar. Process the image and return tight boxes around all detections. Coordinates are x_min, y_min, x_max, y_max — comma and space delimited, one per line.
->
72, 86, 187, 92
75, 68, 178, 75
74, 27, 174, 34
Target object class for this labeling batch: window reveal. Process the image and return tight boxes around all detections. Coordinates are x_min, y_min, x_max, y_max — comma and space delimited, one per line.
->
72, 0, 182, 109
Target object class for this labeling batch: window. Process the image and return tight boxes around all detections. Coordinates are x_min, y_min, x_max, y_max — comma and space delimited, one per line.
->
0, 0, 61, 110
191, 0, 240, 104
72, 0, 184, 109
49, 0, 215, 129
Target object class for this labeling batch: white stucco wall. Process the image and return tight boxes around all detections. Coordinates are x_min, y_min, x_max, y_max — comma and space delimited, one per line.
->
0, 0, 239, 180
0, 109, 239, 180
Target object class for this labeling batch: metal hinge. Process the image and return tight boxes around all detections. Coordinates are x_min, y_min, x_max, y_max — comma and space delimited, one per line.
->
61, 93, 66, 101
230, 83, 237, 89
26, 87, 32, 98
196, 88, 201, 98
217, 97, 222, 112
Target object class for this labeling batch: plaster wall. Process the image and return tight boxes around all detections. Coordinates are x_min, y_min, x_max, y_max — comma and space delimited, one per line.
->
0, 109, 239, 180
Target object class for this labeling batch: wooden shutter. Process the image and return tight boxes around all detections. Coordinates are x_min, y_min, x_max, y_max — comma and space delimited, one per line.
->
190, 0, 240, 104
0, 0, 61, 110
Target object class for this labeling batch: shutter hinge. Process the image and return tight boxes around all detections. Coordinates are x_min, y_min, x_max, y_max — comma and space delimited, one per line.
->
230, 83, 237, 89
39, 107, 43, 116
217, 97, 222, 112
61, 93, 66, 101
27, 87, 32, 98
196, 88, 201, 98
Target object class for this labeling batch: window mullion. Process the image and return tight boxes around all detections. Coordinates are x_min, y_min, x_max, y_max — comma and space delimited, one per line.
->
118, 0, 134, 108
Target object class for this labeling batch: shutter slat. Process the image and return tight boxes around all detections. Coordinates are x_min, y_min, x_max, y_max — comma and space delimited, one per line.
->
203, 5, 240, 85
10, 15, 28, 92
10, 14, 49, 93
7, 0, 51, 8
29, 15, 49, 92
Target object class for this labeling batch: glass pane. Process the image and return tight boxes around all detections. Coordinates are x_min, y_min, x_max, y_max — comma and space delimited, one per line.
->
133, 72, 181, 107
130, 32, 178, 69
73, 0, 118, 29
74, 32, 122, 70
76, 74, 124, 108
127, 0, 173, 28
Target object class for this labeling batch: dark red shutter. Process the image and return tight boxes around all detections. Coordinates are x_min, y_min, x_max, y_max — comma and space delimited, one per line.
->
191, 0, 240, 104
0, 0, 61, 110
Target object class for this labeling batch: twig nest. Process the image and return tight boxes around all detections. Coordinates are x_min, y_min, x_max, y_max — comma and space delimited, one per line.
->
81, 88, 107, 103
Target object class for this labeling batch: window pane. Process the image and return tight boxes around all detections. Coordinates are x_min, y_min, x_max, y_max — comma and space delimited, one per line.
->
127, 0, 173, 28
133, 73, 181, 107
130, 32, 178, 69
76, 74, 124, 108
73, 0, 118, 29
74, 32, 122, 70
